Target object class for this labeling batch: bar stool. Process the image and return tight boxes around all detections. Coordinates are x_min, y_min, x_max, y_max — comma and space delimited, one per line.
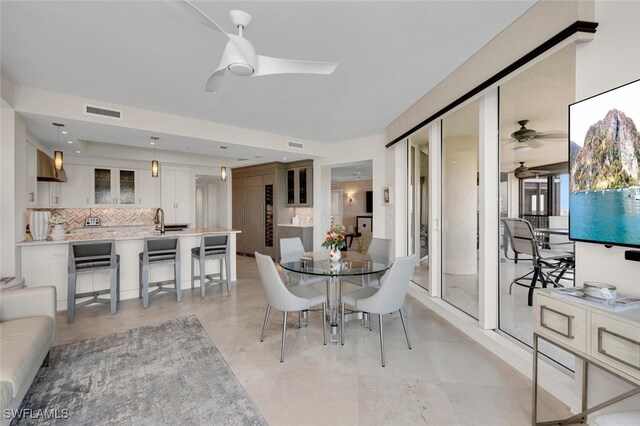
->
67, 240, 120, 323
139, 236, 181, 309
191, 233, 230, 298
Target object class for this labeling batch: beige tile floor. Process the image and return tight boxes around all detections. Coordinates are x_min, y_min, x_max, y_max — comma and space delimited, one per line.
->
54, 256, 572, 425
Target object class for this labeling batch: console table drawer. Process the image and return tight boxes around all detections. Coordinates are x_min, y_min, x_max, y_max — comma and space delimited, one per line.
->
591, 313, 640, 380
535, 295, 587, 353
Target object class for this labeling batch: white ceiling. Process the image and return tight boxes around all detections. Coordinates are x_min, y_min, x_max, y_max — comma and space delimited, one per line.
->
1, 0, 536, 145
331, 160, 373, 183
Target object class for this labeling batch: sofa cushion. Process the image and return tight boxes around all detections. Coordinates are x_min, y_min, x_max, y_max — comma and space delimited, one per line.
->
0, 316, 54, 398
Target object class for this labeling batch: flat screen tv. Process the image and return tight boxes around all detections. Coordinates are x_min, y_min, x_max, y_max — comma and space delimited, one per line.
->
569, 78, 640, 247
365, 191, 373, 213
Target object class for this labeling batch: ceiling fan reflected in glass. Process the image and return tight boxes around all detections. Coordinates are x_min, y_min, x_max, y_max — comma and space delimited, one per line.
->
167, 0, 338, 93
501, 119, 568, 149
513, 162, 548, 179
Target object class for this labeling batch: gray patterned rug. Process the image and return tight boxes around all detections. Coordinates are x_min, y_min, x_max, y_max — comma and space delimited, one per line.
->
15, 316, 266, 425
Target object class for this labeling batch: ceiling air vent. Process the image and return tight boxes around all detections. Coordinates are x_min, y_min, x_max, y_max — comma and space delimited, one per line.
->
83, 104, 123, 120
237, 158, 248, 162
288, 140, 304, 150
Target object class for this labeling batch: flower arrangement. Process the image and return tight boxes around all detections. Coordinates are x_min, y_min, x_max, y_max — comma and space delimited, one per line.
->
321, 225, 346, 251
49, 216, 68, 225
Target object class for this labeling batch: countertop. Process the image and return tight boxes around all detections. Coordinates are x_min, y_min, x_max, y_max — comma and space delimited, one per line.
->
277, 224, 314, 227
18, 227, 241, 246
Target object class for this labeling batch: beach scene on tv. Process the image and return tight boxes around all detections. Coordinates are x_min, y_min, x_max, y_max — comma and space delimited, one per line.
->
569, 79, 640, 246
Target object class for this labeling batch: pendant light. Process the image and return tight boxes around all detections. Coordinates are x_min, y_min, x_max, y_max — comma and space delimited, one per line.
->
220, 166, 227, 182
150, 136, 159, 177
52, 123, 65, 171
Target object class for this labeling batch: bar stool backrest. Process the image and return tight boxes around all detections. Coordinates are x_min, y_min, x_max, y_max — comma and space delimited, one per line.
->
144, 237, 179, 262
69, 240, 117, 271
200, 234, 229, 257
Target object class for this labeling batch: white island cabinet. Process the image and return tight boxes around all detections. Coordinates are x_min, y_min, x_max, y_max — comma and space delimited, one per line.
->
19, 228, 239, 311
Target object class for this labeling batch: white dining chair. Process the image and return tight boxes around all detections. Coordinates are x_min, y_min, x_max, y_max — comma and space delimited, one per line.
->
341, 238, 391, 287
255, 252, 327, 362
341, 254, 416, 366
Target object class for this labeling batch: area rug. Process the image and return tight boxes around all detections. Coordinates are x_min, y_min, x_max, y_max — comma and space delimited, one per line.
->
14, 316, 266, 425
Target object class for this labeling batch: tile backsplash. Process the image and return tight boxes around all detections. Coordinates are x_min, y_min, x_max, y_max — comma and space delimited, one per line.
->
294, 207, 314, 225
26, 208, 157, 231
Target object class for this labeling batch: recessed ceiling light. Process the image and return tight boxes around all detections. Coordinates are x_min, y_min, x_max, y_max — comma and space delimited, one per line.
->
283, 157, 287, 160
61, 131, 68, 134
75, 150, 81, 154
67, 140, 73, 144
150, 142, 155, 145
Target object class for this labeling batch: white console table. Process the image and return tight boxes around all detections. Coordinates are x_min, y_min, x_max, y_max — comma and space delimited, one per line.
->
532, 288, 640, 425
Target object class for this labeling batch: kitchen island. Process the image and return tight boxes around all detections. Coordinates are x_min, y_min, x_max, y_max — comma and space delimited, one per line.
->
18, 227, 240, 311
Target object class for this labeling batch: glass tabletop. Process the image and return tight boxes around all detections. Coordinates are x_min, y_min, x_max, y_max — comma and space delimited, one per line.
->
280, 251, 392, 276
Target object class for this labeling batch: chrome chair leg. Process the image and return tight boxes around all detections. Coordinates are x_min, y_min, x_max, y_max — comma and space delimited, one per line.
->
322, 302, 327, 345
280, 311, 288, 363
379, 314, 385, 367
399, 308, 412, 349
260, 305, 271, 342
340, 302, 345, 345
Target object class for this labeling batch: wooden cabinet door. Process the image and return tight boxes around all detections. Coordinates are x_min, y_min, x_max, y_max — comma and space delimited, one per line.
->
160, 169, 177, 224
137, 168, 161, 207
174, 170, 192, 225
26, 143, 37, 206
243, 176, 263, 255
62, 164, 90, 207
232, 178, 244, 253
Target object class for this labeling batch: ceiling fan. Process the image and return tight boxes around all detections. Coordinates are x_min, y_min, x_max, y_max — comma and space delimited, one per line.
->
501, 120, 567, 149
168, 0, 338, 93
513, 162, 548, 179
333, 166, 372, 182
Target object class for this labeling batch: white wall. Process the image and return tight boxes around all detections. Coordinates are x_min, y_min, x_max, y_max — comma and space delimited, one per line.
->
313, 134, 389, 252
575, 0, 640, 413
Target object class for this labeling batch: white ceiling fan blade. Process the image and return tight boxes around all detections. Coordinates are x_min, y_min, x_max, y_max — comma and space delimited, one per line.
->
254, 55, 337, 77
167, 0, 228, 36
204, 68, 226, 93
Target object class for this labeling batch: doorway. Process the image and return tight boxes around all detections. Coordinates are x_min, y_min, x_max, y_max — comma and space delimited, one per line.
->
408, 126, 430, 290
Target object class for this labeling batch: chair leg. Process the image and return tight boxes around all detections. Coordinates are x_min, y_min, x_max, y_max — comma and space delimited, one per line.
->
322, 302, 327, 346
138, 262, 143, 299
379, 314, 385, 367
110, 268, 117, 315
340, 302, 345, 346
260, 305, 271, 342
117, 264, 121, 302
280, 311, 288, 363
528, 268, 541, 307
175, 259, 182, 303
191, 255, 195, 289
67, 271, 76, 324
399, 308, 412, 349
200, 257, 206, 298
142, 263, 150, 309
225, 255, 231, 292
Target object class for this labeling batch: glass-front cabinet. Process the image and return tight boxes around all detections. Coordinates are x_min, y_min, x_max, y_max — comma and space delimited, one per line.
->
285, 160, 313, 207
92, 167, 137, 205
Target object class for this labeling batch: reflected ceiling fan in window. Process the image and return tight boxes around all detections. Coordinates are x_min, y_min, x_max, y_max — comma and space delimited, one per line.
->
501, 120, 567, 149
513, 162, 549, 179
334, 166, 372, 182
167, 0, 338, 93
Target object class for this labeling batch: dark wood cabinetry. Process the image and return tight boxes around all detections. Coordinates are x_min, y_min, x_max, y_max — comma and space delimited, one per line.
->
232, 163, 292, 258
285, 160, 313, 207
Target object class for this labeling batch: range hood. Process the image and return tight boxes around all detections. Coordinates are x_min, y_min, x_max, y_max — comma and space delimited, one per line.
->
37, 150, 67, 182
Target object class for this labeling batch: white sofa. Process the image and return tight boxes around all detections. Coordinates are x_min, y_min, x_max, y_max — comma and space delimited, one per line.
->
0, 286, 56, 425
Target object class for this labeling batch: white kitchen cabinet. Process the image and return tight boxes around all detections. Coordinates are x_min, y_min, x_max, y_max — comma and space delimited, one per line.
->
91, 167, 137, 205
49, 181, 62, 207
137, 168, 161, 207
26, 143, 38, 207
61, 164, 91, 207
161, 169, 193, 225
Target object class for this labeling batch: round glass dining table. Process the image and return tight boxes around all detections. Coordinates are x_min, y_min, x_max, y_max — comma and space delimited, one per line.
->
280, 251, 393, 344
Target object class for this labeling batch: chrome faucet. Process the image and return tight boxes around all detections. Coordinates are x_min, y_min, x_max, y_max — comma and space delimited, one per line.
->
154, 208, 165, 234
